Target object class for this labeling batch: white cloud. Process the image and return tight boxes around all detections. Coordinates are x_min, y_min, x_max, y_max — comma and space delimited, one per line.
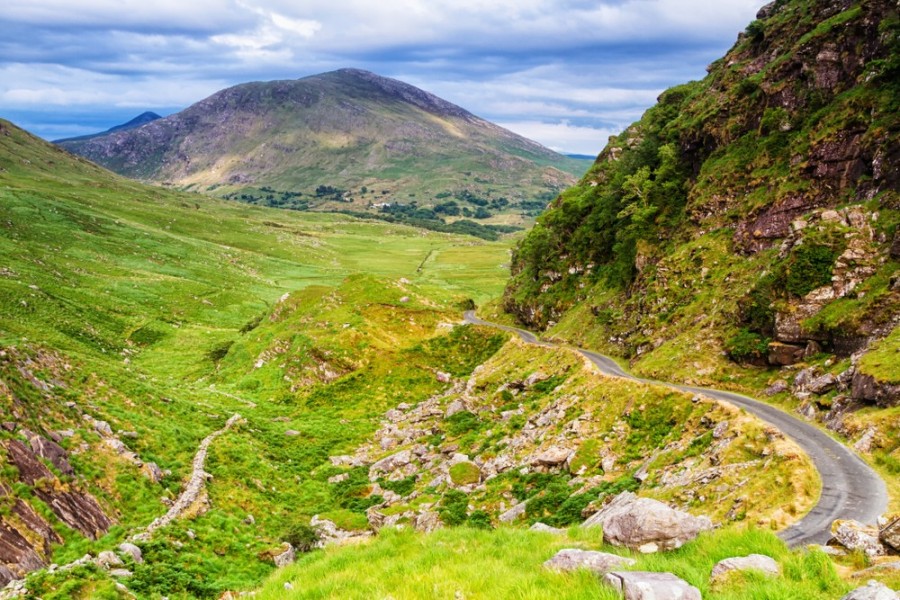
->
0, 0, 763, 149
498, 120, 619, 155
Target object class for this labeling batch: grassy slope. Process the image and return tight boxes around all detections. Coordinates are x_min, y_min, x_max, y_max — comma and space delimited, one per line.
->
257, 527, 848, 600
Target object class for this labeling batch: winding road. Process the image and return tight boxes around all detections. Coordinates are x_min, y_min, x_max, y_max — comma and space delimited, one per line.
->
463, 311, 888, 546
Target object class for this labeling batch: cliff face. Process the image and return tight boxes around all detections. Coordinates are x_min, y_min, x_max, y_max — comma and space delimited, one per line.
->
503, 0, 899, 393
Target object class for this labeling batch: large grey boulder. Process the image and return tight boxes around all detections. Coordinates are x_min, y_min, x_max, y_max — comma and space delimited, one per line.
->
544, 549, 635, 574
832, 520, 887, 558
603, 571, 701, 600
710, 554, 780, 580
841, 580, 899, 600
582, 492, 713, 553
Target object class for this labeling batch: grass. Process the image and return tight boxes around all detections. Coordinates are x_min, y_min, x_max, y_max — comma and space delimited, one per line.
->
256, 526, 849, 599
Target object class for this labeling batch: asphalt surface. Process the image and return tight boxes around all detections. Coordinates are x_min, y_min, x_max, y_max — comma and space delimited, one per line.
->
463, 311, 888, 546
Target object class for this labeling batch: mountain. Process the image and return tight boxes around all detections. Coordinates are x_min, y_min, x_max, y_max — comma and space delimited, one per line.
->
56, 69, 584, 216
503, 1, 899, 435
52, 111, 161, 143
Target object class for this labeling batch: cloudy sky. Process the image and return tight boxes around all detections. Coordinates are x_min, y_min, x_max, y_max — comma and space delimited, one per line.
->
0, 0, 762, 155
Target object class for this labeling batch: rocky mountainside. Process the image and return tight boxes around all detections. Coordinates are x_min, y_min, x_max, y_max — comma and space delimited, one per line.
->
504, 0, 899, 406
56, 69, 583, 213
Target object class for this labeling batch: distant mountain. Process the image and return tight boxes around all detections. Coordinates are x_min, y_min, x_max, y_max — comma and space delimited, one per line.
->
57, 70, 585, 214
53, 111, 161, 143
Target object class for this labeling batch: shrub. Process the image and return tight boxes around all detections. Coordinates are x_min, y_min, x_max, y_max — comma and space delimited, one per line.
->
439, 490, 469, 526
284, 523, 321, 553
449, 462, 481, 486
725, 328, 771, 362
785, 244, 838, 297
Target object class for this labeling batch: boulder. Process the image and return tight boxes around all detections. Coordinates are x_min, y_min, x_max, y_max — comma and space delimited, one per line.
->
840, 580, 899, 600
710, 554, 780, 580
582, 492, 713, 553
273, 543, 295, 568
768, 342, 804, 366
96, 550, 124, 569
530, 522, 566, 535
532, 446, 572, 467
499, 501, 526, 523
880, 516, 900, 552
603, 571, 701, 600
852, 373, 900, 407
141, 462, 165, 483
109, 568, 132, 578
414, 511, 443, 533
444, 399, 466, 418
765, 381, 788, 396
832, 520, 886, 557
118, 542, 143, 564
544, 549, 636, 574
369, 449, 412, 475
807, 374, 837, 395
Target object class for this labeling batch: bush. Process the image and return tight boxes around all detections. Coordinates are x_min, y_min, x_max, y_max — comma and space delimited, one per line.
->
785, 244, 838, 297
725, 328, 771, 362
449, 462, 481, 486
439, 490, 469, 526
284, 523, 321, 553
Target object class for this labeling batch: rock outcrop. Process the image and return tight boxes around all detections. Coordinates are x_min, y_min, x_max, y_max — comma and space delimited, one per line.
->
582, 492, 713, 553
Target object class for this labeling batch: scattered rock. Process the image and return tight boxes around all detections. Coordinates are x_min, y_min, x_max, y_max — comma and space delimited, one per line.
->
370, 449, 412, 476
543, 549, 636, 574
445, 399, 466, 417
273, 543, 295, 568
582, 492, 713, 553
118, 542, 143, 564
854, 428, 877, 454
765, 381, 789, 396
92, 420, 113, 437
96, 550, 124, 569
832, 520, 886, 557
284, 430, 300, 437
710, 554, 780, 580
141, 462, 165, 483
436, 371, 452, 383
327, 473, 349, 484
499, 501, 526, 523
532, 446, 572, 467
880, 516, 900, 552
414, 511, 443, 533
840, 580, 899, 600
530, 522, 566, 535
104, 568, 131, 579
603, 571, 701, 600
807, 373, 837, 395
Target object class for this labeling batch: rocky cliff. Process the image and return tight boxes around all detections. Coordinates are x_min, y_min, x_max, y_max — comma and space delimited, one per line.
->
503, 0, 899, 408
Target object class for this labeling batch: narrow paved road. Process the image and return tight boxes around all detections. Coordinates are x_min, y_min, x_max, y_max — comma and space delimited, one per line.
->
463, 311, 888, 546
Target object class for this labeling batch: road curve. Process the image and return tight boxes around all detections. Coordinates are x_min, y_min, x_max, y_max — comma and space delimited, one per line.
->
463, 311, 888, 546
